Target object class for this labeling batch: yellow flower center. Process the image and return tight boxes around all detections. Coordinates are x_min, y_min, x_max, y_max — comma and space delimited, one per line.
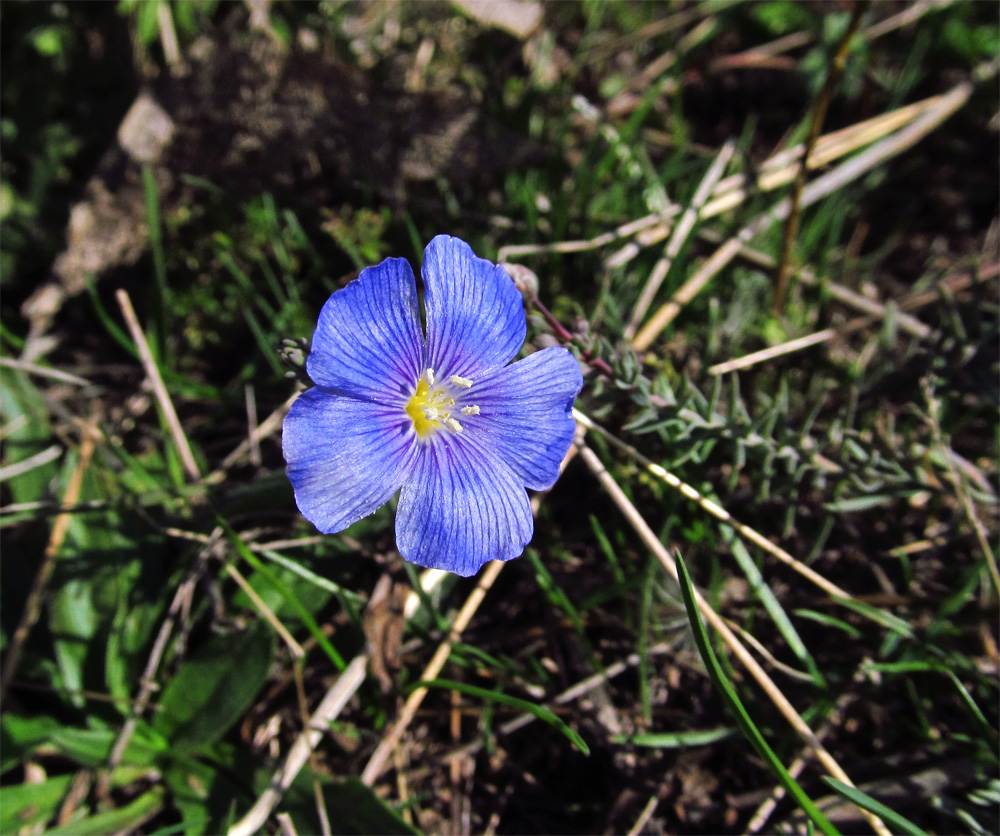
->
405, 369, 480, 439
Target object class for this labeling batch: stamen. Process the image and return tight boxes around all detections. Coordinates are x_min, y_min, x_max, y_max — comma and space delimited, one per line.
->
406, 369, 475, 439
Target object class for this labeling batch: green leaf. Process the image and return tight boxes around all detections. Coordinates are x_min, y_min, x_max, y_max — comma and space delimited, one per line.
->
44, 786, 165, 836
49, 722, 166, 767
1, 713, 60, 772
415, 678, 590, 756
283, 777, 418, 836
164, 743, 251, 836
821, 778, 927, 836
674, 553, 839, 836
0, 366, 57, 504
154, 621, 274, 752
49, 569, 98, 706
0, 774, 73, 833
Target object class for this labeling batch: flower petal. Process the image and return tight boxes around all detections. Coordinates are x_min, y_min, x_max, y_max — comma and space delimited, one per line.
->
395, 436, 533, 576
307, 257, 424, 403
464, 347, 582, 490
283, 388, 418, 533
422, 235, 526, 380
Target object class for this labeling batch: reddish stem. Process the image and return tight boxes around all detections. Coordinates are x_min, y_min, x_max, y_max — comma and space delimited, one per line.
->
532, 297, 615, 377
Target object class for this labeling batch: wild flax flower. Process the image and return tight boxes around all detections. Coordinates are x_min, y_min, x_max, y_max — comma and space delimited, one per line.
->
282, 235, 583, 576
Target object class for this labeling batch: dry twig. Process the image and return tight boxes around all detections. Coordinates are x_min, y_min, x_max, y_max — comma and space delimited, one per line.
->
117, 289, 201, 481
0, 416, 101, 701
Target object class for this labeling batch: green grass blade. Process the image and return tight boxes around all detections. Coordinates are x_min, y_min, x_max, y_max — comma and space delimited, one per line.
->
416, 678, 590, 755
613, 728, 737, 748
217, 515, 346, 671
674, 553, 839, 836
821, 777, 928, 836
722, 528, 825, 688
833, 597, 916, 638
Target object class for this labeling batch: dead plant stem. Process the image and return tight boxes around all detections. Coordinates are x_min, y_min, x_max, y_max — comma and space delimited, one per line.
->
774, 2, 867, 313
0, 415, 100, 703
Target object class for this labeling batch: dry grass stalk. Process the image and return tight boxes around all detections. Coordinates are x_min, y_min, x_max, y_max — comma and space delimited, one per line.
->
573, 409, 853, 602
360, 443, 582, 787
748, 670, 866, 832
206, 390, 299, 484
575, 439, 890, 836
702, 94, 947, 220
627, 795, 661, 836
0, 444, 62, 482
116, 289, 201, 481
100, 530, 221, 801
707, 328, 845, 375
0, 415, 100, 702
223, 562, 305, 658
699, 229, 933, 339
706, 261, 999, 375
0, 356, 92, 387
631, 81, 971, 350
625, 140, 735, 341
359, 557, 506, 786
615, 93, 949, 268
228, 655, 369, 836
228, 567, 449, 836
773, 2, 866, 314
922, 379, 1000, 595
499, 88, 955, 295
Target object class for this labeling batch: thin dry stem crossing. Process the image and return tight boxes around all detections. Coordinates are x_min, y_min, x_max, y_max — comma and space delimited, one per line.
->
0, 416, 100, 703
573, 409, 853, 601
360, 442, 582, 787
117, 289, 201, 482
624, 140, 735, 341
575, 439, 890, 836
631, 81, 971, 350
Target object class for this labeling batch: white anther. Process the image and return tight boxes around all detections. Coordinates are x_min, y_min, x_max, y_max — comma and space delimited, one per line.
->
425, 368, 436, 386
424, 406, 441, 421
461, 405, 480, 416
450, 375, 473, 389
444, 417, 464, 433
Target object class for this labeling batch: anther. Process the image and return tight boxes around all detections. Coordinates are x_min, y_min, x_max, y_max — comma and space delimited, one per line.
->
450, 375, 473, 389
461, 406, 480, 416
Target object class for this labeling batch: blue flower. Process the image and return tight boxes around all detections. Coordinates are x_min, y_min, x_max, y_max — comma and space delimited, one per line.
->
282, 235, 583, 576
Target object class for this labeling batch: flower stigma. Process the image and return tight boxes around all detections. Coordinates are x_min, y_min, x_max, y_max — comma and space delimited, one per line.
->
405, 368, 479, 439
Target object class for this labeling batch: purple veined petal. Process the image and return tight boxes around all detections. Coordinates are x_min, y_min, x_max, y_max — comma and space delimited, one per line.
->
395, 434, 533, 576
307, 257, 425, 404
422, 235, 527, 381
464, 346, 583, 491
283, 388, 419, 533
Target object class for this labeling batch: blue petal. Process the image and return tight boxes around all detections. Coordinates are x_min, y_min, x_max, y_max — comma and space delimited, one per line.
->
283, 388, 418, 533
307, 257, 425, 403
395, 436, 533, 576
464, 347, 582, 490
422, 235, 526, 380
